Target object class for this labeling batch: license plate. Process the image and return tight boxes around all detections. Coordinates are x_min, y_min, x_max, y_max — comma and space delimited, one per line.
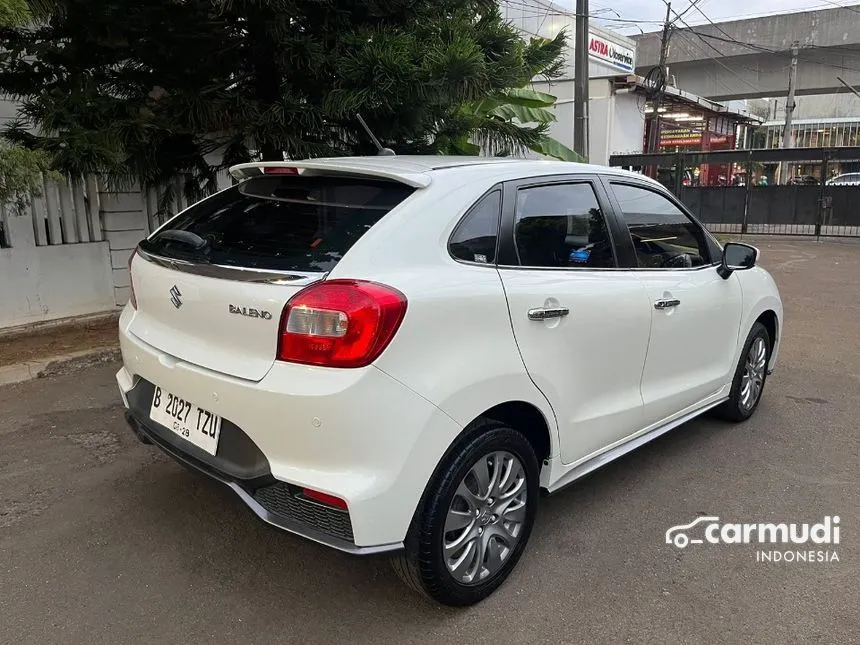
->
149, 386, 222, 455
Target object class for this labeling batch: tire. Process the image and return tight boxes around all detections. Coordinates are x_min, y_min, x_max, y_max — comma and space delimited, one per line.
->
391, 419, 540, 606
714, 322, 771, 422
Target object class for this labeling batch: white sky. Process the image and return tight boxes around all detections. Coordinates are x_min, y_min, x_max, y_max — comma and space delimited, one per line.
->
553, 0, 858, 35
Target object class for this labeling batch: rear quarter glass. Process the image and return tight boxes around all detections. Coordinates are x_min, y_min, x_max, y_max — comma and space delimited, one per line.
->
140, 176, 415, 272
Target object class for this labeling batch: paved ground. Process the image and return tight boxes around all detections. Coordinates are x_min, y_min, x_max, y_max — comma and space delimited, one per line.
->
1, 239, 857, 644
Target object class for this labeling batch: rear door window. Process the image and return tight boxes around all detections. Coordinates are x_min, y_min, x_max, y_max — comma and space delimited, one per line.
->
513, 182, 616, 269
140, 175, 415, 272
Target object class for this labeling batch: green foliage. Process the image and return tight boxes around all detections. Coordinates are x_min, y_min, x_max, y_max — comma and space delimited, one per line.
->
0, 0, 28, 27
0, 143, 59, 213
441, 87, 584, 162
0, 0, 573, 199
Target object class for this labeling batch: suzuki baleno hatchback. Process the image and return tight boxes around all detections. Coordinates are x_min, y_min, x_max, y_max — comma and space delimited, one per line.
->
118, 156, 782, 606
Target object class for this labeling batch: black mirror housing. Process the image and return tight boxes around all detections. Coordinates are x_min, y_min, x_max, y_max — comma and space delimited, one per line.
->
718, 242, 758, 279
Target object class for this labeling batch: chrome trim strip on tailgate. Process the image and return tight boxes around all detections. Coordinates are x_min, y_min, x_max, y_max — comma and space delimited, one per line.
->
136, 246, 324, 284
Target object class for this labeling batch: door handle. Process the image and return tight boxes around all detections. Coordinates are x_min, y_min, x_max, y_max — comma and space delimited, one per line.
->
528, 307, 570, 321
654, 298, 681, 310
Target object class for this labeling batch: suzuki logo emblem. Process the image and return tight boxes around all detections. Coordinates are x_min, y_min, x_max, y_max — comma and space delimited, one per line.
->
169, 285, 182, 309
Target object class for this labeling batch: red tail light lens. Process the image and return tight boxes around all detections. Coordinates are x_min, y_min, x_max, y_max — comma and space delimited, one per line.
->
302, 488, 348, 510
277, 279, 407, 368
128, 248, 138, 309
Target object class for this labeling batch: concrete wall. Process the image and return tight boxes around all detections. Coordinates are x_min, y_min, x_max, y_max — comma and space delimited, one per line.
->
99, 189, 149, 308
585, 82, 646, 166
0, 216, 114, 328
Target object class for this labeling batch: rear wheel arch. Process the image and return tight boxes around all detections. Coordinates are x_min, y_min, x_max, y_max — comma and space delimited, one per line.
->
408, 399, 555, 535
478, 401, 553, 465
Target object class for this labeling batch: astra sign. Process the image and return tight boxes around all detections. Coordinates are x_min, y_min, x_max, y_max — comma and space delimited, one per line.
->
588, 33, 636, 73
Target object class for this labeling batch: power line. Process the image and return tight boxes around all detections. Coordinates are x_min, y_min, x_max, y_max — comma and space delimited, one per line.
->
497, 0, 663, 25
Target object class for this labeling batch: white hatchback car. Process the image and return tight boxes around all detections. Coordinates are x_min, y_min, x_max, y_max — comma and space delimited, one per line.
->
118, 156, 782, 605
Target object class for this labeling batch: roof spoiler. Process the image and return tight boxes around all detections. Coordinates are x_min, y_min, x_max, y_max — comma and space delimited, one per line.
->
228, 161, 431, 188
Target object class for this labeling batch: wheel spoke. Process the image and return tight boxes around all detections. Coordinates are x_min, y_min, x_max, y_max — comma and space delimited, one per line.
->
448, 539, 478, 579
501, 497, 527, 525
445, 524, 478, 554
484, 537, 506, 575
471, 531, 488, 581
493, 454, 515, 497
470, 458, 492, 499
445, 509, 474, 533
455, 480, 481, 511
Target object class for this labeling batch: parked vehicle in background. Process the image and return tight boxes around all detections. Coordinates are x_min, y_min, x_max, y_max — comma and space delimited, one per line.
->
117, 156, 783, 606
788, 175, 819, 185
826, 172, 860, 185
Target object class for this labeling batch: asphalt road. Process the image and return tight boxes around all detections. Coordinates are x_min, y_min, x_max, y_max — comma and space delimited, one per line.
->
1, 239, 858, 644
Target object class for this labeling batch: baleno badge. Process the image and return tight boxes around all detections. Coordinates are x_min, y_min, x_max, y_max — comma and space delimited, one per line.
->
229, 304, 273, 320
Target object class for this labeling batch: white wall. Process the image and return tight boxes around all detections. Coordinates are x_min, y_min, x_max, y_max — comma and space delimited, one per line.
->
0, 235, 114, 328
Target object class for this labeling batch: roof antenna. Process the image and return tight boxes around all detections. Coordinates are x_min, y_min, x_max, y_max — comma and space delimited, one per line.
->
356, 114, 396, 156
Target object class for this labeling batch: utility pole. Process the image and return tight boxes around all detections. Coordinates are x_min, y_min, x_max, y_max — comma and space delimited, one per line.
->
646, 2, 673, 155
779, 42, 799, 184
573, 0, 589, 160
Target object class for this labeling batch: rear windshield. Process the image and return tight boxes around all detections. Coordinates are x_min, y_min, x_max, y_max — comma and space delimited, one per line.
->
140, 174, 415, 272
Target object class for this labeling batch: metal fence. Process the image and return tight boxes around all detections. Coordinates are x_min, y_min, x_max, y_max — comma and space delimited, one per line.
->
609, 147, 860, 237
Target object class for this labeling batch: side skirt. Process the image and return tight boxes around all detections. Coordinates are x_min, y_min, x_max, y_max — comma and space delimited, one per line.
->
545, 397, 729, 495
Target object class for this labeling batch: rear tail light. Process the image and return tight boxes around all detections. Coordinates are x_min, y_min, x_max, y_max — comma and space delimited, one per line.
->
128, 248, 138, 309
263, 166, 298, 175
277, 279, 407, 368
302, 488, 348, 511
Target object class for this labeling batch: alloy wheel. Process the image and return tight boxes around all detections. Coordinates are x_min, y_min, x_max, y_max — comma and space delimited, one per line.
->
740, 336, 767, 410
442, 451, 528, 585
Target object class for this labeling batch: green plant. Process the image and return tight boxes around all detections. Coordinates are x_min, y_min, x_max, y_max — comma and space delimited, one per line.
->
0, 0, 572, 202
0, 143, 60, 212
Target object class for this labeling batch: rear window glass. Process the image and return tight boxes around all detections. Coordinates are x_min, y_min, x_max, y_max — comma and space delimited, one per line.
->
140, 175, 415, 272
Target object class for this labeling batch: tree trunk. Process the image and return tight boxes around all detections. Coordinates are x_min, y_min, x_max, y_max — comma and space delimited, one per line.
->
248, 10, 282, 161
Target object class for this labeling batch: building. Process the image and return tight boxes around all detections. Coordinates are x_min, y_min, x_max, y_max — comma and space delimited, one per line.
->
631, 6, 860, 184
499, 0, 644, 164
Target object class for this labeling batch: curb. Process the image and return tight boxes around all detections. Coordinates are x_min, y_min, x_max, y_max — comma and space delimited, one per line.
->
0, 346, 121, 387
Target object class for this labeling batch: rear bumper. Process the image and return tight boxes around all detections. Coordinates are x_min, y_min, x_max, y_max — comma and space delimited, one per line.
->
116, 305, 464, 550
124, 409, 392, 554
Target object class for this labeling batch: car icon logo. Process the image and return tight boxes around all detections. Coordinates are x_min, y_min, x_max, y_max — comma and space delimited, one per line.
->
169, 285, 183, 309
665, 516, 720, 548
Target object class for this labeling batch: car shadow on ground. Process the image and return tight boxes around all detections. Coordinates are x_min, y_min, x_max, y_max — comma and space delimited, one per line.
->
118, 398, 772, 625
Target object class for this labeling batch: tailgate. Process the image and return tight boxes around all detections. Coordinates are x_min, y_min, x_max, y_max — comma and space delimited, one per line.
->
126, 171, 416, 381
129, 254, 316, 381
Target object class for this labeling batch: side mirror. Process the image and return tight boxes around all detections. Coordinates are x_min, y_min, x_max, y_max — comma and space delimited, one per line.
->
717, 242, 758, 279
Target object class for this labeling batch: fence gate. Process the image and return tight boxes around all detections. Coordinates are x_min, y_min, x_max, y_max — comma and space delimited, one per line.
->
609, 147, 860, 238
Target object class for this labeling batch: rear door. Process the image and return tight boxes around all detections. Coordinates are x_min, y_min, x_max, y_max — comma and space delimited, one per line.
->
602, 179, 743, 426
129, 173, 415, 381
496, 175, 653, 466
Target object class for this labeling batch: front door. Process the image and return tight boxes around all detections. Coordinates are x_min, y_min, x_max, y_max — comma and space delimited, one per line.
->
603, 180, 744, 427
496, 177, 653, 466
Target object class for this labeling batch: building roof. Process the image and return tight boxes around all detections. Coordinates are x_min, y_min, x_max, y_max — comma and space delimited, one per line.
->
616, 75, 765, 124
